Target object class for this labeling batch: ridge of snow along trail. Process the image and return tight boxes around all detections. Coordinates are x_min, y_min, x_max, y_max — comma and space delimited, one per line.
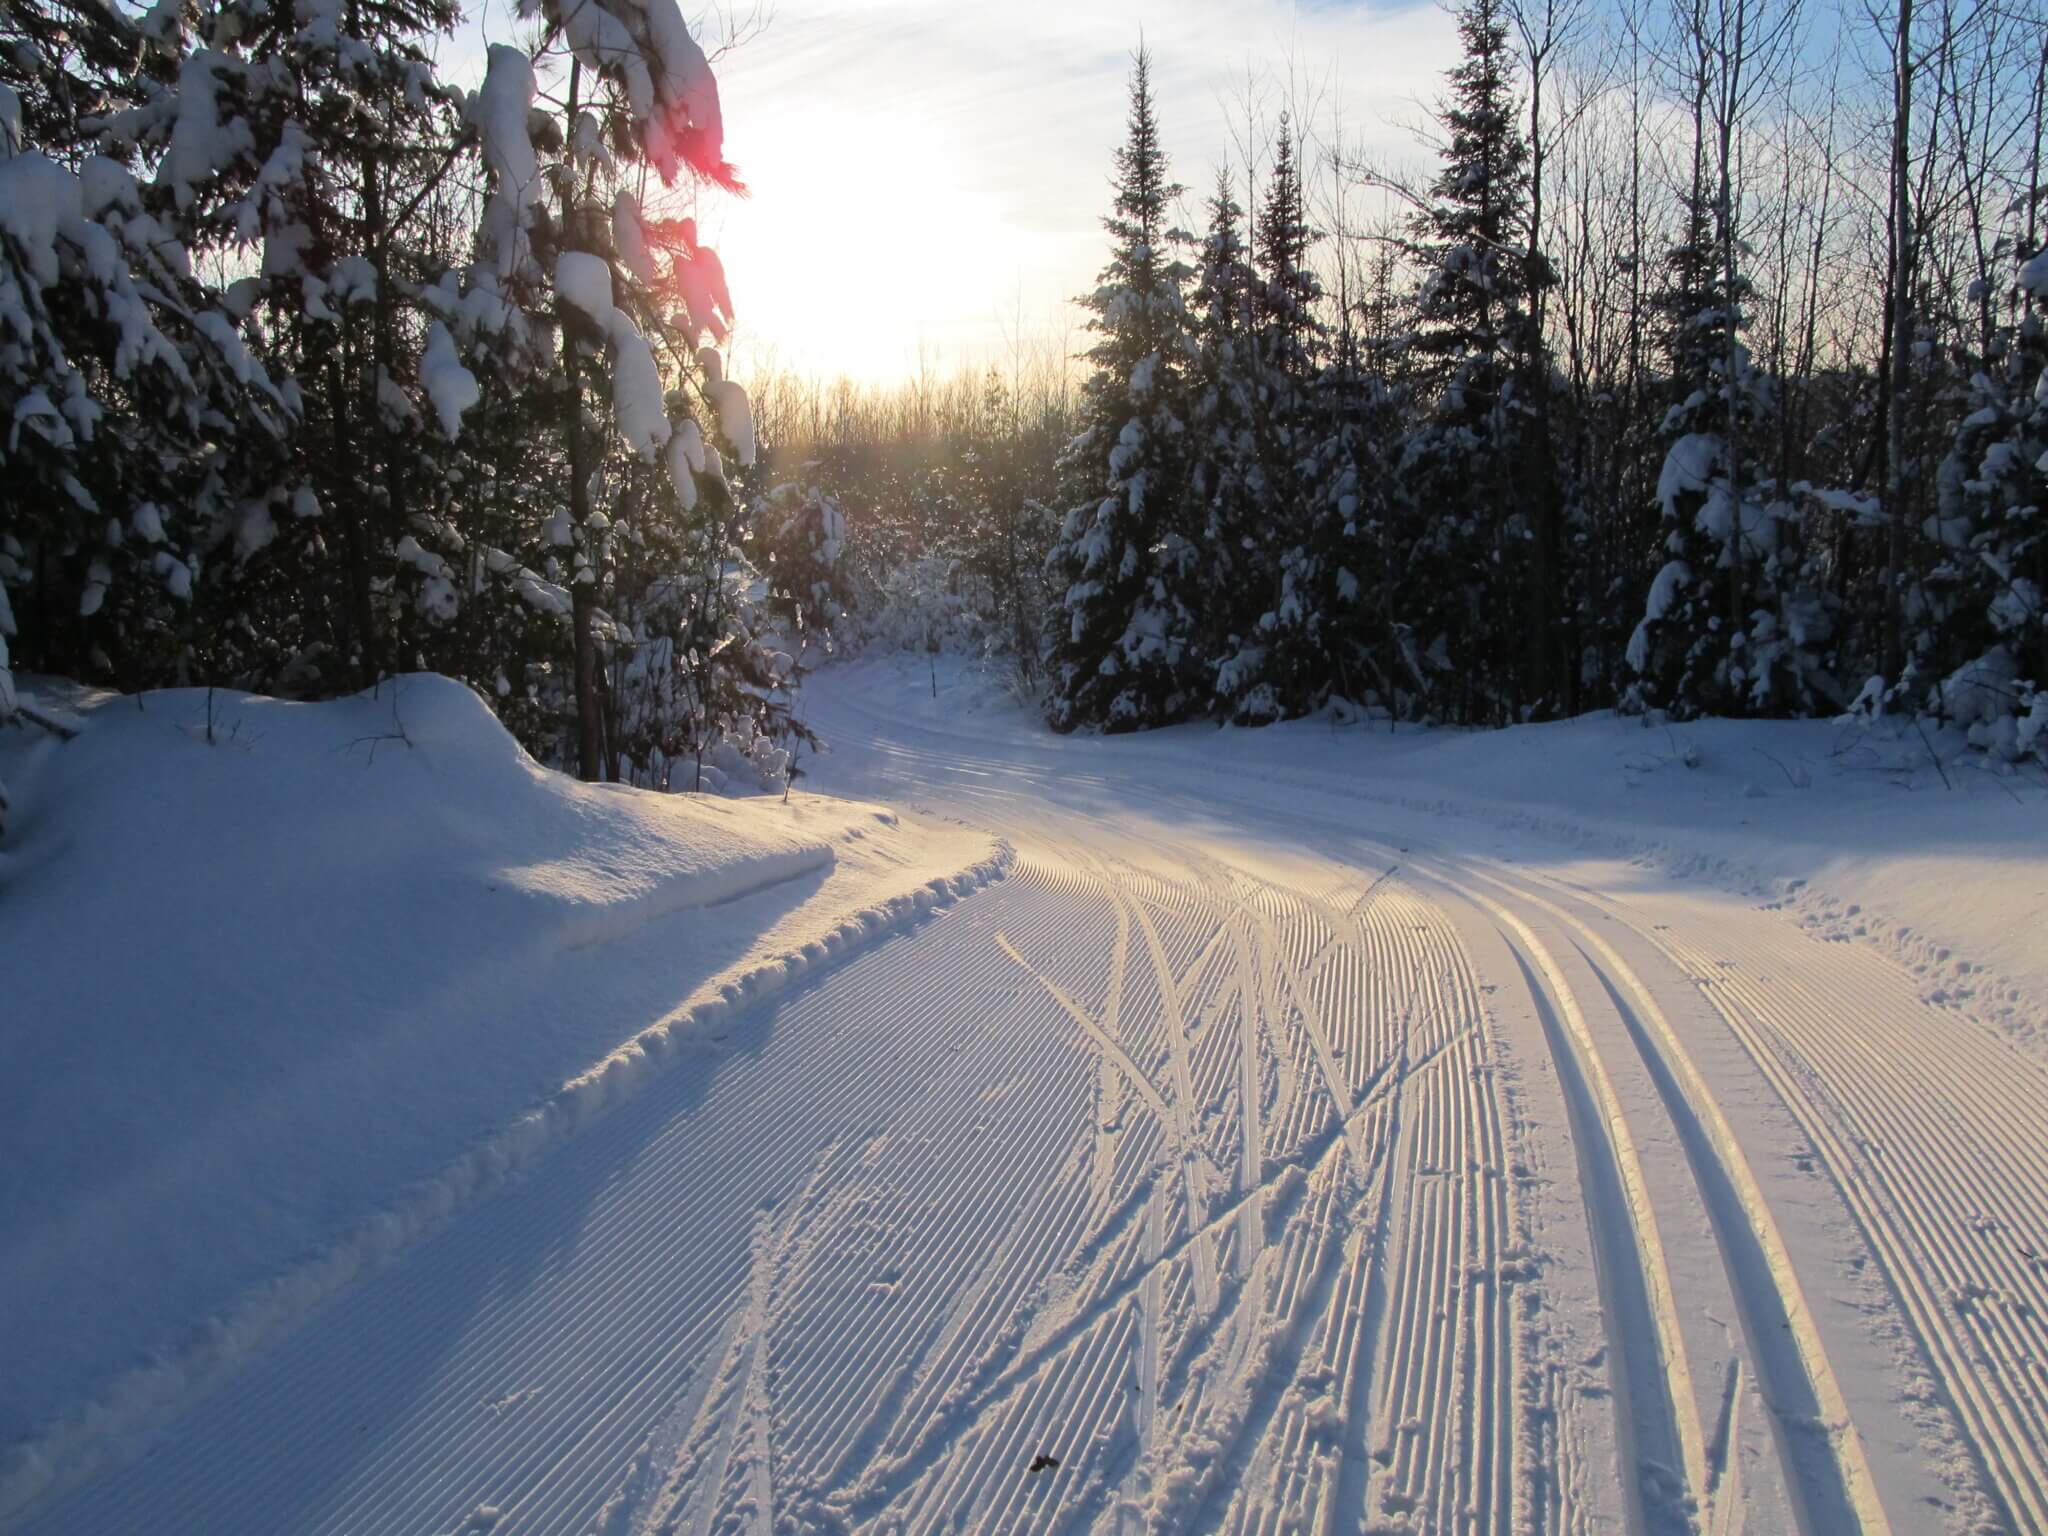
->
5, 660, 2047, 1534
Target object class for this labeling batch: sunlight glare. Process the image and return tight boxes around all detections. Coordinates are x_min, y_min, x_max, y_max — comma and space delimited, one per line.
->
704, 97, 1038, 385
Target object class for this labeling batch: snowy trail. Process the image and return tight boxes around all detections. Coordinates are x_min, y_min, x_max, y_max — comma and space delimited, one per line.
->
13, 673, 2046, 1534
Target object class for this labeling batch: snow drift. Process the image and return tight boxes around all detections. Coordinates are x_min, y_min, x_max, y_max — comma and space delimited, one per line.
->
0, 673, 1006, 1511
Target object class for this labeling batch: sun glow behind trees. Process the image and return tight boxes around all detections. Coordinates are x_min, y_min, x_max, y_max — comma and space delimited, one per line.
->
711, 94, 1031, 384
539, 0, 1465, 385
3, 0, 2041, 787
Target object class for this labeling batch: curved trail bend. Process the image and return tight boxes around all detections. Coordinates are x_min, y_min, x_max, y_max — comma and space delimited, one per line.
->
16, 677, 2045, 1536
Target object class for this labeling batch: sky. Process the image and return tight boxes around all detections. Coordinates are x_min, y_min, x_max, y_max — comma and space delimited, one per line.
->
461, 0, 1462, 386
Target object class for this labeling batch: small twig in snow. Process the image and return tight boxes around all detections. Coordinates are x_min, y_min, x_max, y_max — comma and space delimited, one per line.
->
14, 702, 81, 741
342, 730, 411, 767
1912, 716, 1954, 791
1752, 746, 1809, 789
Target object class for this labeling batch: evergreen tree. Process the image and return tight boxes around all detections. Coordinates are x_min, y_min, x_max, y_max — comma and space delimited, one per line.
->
1252, 120, 1323, 388
0, 0, 819, 801
0, 0, 291, 697
1262, 346, 1408, 720
1042, 46, 1200, 732
460, 1, 751, 779
1409, 0, 1533, 422
1626, 175, 1832, 717
1909, 250, 2048, 755
1400, 0, 1546, 722
1215, 123, 1337, 722
609, 472, 810, 793
151, 0, 471, 696
1185, 170, 1263, 685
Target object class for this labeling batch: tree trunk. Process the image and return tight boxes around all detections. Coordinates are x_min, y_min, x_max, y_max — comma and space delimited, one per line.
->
572, 582, 603, 780
1882, 0, 1914, 685
1717, 12, 1748, 713
2026, 39, 2047, 321
563, 59, 604, 782
329, 348, 378, 690
349, 0, 405, 696
1522, 36, 1560, 718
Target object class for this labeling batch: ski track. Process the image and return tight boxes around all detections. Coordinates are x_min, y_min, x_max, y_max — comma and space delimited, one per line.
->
12, 690, 2048, 1536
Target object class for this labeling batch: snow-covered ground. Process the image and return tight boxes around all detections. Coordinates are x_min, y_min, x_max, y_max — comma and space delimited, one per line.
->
0, 674, 1004, 1519
839, 655, 2048, 1053
4, 658, 2046, 1534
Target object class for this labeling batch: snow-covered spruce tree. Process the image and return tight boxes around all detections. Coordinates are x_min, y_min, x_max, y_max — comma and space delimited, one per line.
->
605, 339, 809, 792
1317, 241, 1429, 717
1907, 249, 2048, 760
107, 0, 475, 694
1398, 0, 1547, 724
1623, 170, 1832, 718
1185, 170, 1263, 689
1215, 119, 1342, 723
1241, 316, 1409, 724
0, 1, 291, 697
1252, 119, 1324, 393
459, 1, 754, 781
607, 466, 811, 794
1042, 46, 1200, 732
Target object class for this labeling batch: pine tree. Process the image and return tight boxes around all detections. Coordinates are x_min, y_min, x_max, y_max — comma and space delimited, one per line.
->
1400, 0, 1546, 723
0, 0, 813, 800
1409, 0, 1532, 425
0, 1, 291, 697
609, 465, 810, 794
1910, 250, 2048, 757
1042, 46, 1200, 732
461, 0, 751, 779
1215, 123, 1337, 722
149, 0, 472, 696
1186, 171, 1263, 692
1262, 342, 1408, 721
1625, 170, 1832, 717
1253, 120, 1323, 389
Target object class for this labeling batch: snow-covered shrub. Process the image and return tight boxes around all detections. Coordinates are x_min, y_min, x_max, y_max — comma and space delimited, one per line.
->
845, 555, 998, 659
604, 556, 810, 794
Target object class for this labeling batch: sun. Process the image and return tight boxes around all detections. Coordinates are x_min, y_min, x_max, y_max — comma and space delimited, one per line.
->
700, 95, 1025, 385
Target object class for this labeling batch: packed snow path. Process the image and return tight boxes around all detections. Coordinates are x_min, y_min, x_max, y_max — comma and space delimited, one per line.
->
18, 680, 2048, 1535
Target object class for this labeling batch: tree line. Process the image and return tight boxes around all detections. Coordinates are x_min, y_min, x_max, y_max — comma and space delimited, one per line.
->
2, 0, 2044, 819
754, 1, 2046, 759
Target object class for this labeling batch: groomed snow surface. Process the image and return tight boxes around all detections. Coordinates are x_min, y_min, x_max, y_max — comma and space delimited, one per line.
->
0, 675, 1004, 1521
4, 658, 2047, 1534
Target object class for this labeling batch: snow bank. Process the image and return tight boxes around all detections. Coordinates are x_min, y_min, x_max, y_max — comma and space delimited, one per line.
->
0, 674, 1007, 1513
